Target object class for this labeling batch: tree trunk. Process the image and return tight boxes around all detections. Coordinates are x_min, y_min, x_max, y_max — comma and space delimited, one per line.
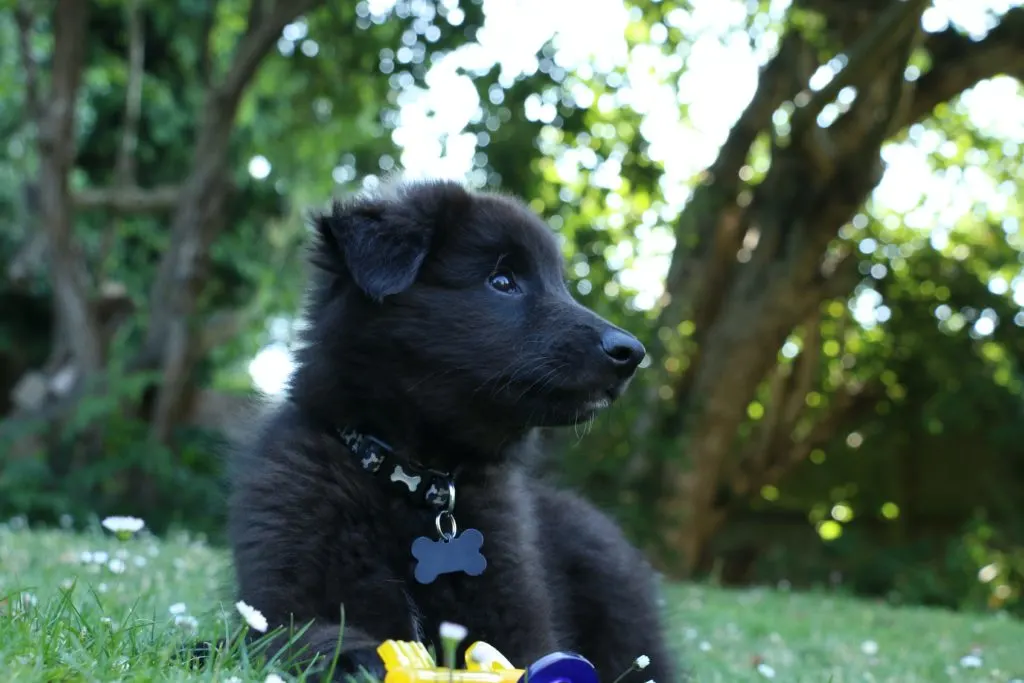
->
643, 0, 1024, 577
4, 0, 324, 484
24, 1, 103, 379
136, 0, 326, 444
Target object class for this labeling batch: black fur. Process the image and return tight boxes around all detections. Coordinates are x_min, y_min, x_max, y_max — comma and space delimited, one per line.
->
226, 179, 679, 681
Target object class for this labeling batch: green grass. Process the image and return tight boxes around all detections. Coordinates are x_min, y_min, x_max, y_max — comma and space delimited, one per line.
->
2, 520, 1023, 682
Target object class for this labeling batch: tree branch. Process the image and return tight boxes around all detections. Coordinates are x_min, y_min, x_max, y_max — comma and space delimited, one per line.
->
217, 0, 321, 108
789, 383, 879, 462
115, 0, 146, 186
650, 31, 813, 405
14, 1, 41, 123
73, 185, 181, 212
6, 232, 47, 284
710, 33, 811, 187
789, 0, 929, 140
733, 311, 821, 495
182, 388, 255, 440
199, 308, 252, 353
783, 314, 821, 427
741, 357, 795, 481
662, 32, 807, 295
790, 7, 1022, 276
740, 381, 880, 497
36, 0, 104, 374
817, 249, 862, 301
141, 0, 324, 444
906, 7, 1024, 126
246, 0, 266, 38
198, 0, 219, 86
827, 11, 924, 160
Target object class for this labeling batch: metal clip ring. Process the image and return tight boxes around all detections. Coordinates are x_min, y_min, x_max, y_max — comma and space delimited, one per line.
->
435, 510, 458, 541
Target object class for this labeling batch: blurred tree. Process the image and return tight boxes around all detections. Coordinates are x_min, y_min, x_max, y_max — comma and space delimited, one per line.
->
610, 0, 1024, 576
0, 0, 498, 531
507, 0, 1024, 580
638, 0, 1024, 581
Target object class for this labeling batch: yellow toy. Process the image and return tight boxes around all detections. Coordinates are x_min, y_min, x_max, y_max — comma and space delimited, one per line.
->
377, 639, 599, 683
378, 640, 522, 683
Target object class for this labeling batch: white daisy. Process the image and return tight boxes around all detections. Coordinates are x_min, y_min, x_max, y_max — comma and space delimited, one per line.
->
439, 621, 468, 642
174, 615, 199, 633
611, 653, 653, 683
439, 621, 468, 670
861, 640, 879, 656
235, 600, 268, 632
101, 516, 146, 539
169, 602, 187, 615
107, 558, 126, 574
757, 663, 776, 679
959, 653, 982, 668
264, 675, 285, 683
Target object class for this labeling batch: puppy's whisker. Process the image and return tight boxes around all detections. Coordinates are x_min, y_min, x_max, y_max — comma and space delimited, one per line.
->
474, 354, 540, 395
514, 363, 566, 403
533, 363, 568, 396
485, 358, 538, 397
482, 358, 560, 399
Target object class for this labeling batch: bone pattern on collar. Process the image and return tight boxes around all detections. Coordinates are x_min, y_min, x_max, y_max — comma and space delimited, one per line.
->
336, 426, 454, 510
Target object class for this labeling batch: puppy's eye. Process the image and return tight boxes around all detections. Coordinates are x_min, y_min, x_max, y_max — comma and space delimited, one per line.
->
488, 269, 520, 294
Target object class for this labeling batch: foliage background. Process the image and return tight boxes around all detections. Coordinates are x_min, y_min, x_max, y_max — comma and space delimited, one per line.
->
1, 0, 1023, 621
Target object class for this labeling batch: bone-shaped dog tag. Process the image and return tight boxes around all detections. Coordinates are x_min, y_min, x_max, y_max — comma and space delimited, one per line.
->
411, 529, 487, 584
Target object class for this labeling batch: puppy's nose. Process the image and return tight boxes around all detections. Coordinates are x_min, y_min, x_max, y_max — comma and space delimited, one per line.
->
599, 328, 646, 373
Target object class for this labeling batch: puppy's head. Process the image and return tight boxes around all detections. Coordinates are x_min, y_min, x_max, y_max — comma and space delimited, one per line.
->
298, 179, 645, 439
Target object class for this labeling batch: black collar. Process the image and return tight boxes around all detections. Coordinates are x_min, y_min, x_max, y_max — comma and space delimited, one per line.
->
335, 426, 459, 511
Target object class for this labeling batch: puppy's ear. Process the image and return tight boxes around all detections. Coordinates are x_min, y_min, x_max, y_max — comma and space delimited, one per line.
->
312, 200, 432, 302
312, 181, 474, 301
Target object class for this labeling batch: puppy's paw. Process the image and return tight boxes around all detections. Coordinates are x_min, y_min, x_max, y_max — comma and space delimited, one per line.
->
176, 638, 225, 668
333, 646, 387, 682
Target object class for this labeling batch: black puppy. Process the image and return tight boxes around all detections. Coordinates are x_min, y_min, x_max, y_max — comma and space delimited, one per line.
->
227, 179, 678, 682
